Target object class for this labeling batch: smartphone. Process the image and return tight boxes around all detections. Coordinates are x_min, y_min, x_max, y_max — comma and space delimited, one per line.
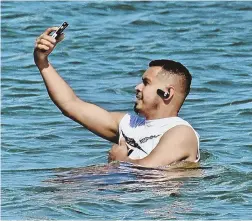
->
52, 22, 68, 39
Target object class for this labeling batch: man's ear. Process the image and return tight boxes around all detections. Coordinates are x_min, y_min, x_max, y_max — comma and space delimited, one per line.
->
164, 86, 174, 100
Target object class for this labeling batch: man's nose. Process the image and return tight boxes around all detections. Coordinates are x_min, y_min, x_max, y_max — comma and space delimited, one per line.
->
135, 82, 143, 91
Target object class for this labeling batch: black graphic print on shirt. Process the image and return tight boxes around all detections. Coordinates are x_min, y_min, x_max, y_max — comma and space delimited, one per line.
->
121, 131, 161, 156
139, 134, 161, 144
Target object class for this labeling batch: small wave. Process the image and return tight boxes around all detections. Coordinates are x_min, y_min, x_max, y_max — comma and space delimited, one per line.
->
238, 7, 252, 11
230, 41, 246, 47
66, 61, 84, 65
2, 13, 31, 20
237, 110, 252, 116
130, 19, 163, 26
10, 87, 41, 92
205, 64, 224, 70
1, 78, 42, 85
205, 80, 234, 86
225, 98, 252, 106
159, 9, 170, 15
36, 134, 61, 141
109, 4, 136, 11
7, 93, 39, 98
2, 105, 33, 112
192, 87, 216, 93
1, 167, 72, 173
45, 161, 204, 185
21, 186, 61, 193
2, 147, 47, 154
175, 28, 191, 33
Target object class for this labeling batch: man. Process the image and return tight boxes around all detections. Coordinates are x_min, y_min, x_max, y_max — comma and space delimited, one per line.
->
34, 27, 200, 168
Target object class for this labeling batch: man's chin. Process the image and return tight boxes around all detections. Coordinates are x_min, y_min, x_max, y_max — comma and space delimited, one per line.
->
134, 103, 143, 115
134, 103, 139, 114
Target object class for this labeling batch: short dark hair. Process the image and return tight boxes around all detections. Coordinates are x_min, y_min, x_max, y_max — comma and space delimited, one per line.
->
149, 59, 192, 97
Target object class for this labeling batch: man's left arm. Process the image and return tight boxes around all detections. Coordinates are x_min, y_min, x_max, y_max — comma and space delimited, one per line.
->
109, 125, 198, 167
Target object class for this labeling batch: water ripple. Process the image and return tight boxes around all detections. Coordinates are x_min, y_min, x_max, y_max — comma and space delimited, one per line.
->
2, 1, 252, 220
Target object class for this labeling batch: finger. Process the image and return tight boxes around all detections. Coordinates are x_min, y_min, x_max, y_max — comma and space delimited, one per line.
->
37, 44, 49, 51
111, 144, 118, 149
119, 137, 126, 146
39, 34, 57, 44
40, 39, 55, 49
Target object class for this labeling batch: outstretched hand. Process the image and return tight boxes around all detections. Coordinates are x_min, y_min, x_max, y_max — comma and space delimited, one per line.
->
108, 138, 129, 163
34, 27, 64, 66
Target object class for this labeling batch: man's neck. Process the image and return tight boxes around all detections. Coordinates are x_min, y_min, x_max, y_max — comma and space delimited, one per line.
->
145, 108, 178, 120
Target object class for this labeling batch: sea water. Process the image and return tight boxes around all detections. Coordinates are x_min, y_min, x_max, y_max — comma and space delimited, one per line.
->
2, 1, 252, 219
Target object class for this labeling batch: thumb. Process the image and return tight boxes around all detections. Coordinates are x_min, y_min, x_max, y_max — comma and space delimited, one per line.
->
119, 137, 127, 146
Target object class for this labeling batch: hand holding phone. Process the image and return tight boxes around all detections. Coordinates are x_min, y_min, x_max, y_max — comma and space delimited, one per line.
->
51, 22, 68, 39
34, 23, 69, 65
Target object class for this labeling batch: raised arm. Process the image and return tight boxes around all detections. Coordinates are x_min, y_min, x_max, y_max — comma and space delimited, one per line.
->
34, 27, 125, 143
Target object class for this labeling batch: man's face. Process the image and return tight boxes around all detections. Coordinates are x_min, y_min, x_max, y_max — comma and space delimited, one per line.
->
134, 66, 164, 117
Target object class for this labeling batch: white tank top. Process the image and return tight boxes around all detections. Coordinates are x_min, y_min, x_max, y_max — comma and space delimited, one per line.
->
118, 113, 200, 162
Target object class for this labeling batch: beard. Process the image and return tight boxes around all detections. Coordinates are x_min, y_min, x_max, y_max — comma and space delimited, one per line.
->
133, 93, 161, 118
134, 92, 143, 114
134, 103, 139, 114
